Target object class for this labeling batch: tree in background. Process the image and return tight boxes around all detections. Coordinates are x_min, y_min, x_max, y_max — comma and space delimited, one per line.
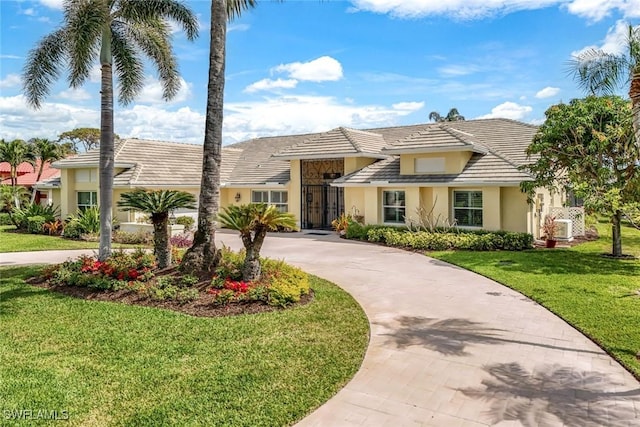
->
23, 0, 198, 261
429, 108, 465, 122
218, 203, 297, 281
182, 0, 260, 274
118, 189, 196, 269
29, 138, 65, 202
521, 96, 640, 257
58, 128, 119, 153
0, 139, 36, 187
570, 24, 640, 144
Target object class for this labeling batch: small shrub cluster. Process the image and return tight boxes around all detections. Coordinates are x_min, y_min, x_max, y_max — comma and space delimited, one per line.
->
170, 233, 193, 248
113, 230, 153, 245
209, 247, 310, 307
360, 227, 533, 251
0, 212, 13, 226
11, 203, 59, 233
140, 275, 199, 303
175, 216, 195, 232
63, 207, 100, 239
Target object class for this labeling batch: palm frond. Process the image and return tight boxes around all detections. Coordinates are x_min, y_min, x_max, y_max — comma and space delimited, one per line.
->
124, 17, 180, 102
227, 0, 259, 21
64, 0, 105, 87
111, 21, 145, 105
22, 29, 68, 108
117, 189, 196, 214
118, 0, 199, 40
568, 48, 629, 95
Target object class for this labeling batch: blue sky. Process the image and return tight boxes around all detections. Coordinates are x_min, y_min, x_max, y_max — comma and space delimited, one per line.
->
1, 0, 638, 145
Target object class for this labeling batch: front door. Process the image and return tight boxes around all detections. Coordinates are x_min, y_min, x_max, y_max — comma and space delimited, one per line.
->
302, 184, 344, 229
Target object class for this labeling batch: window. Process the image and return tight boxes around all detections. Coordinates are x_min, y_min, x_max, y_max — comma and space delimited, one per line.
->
75, 169, 97, 183
453, 191, 483, 227
382, 190, 405, 223
251, 190, 288, 213
77, 191, 98, 211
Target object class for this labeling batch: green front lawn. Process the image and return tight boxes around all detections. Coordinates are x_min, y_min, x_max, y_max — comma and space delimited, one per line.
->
0, 267, 369, 426
431, 222, 640, 378
0, 226, 133, 253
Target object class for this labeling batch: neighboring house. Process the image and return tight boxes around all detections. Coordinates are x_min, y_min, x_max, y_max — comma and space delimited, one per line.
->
38, 118, 563, 237
1, 160, 61, 204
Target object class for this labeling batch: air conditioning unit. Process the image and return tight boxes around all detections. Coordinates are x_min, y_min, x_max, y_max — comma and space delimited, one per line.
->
554, 219, 573, 241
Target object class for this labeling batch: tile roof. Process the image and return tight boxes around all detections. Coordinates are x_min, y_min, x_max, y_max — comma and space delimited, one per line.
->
272, 127, 389, 159
0, 161, 38, 174
50, 118, 538, 188
1, 161, 60, 186
382, 124, 488, 154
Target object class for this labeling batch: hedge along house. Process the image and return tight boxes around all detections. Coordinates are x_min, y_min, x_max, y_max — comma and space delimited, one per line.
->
37, 118, 562, 238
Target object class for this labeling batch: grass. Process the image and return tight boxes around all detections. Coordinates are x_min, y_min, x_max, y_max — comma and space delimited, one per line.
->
0, 226, 137, 253
0, 267, 369, 426
430, 221, 640, 378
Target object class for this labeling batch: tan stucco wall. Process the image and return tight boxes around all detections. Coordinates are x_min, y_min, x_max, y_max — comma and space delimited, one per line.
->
400, 151, 472, 175
431, 187, 450, 224
344, 157, 376, 175
500, 187, 530, 233
481, 186, 501, 231
363, 187, 379, 224
344, 187, 365, 218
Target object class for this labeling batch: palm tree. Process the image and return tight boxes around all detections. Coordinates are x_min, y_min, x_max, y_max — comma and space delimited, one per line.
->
23, 0, 198, 261
218, 203, 297, 281
182, 0, 260, 274
0, 139, 36, 187
570, 24, 640, 142
429, 108, 465, 122
29, 138, 64, 203
118, 189, 196, 269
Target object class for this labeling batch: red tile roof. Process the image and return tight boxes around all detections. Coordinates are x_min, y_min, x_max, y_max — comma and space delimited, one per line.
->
0, 160, 60, 186
0, 161, 38, 174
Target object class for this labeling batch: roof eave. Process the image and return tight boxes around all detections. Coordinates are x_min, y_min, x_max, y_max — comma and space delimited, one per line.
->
52, 161, 136, 169
271, 152, 389, 160
331, 180, 530, 188
381, 146, 488, 155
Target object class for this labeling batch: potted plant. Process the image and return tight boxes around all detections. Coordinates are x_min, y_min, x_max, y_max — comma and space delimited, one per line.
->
543, 215, 558, 248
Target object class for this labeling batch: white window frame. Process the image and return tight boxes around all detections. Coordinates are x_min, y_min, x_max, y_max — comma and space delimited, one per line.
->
415, 157, 445, 174
77, 191, 98, 212
251, 190, 288, 213
382, 190, 406, 224
453, 190, 483, 228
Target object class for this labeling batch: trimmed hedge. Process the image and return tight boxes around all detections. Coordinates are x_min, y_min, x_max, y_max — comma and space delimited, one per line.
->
346, 223, 532, 251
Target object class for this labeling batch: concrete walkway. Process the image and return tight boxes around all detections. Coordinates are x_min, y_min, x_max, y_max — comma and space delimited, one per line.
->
2, 233, 640, 426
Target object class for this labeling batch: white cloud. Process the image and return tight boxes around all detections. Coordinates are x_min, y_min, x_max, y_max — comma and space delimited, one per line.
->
476, 101, 532, 120
135, 76, 192, 105
0, 55, 21, 60
244, 78, 299, 93
57, 88, 92, 101
0, 74, 21, 89
535, 86, 560, 98
89, 65, 101, 83
222, 95, 419, 143
118, 105, 204, 143
572, 20, 633, 57
348, 0, 640, 21
22, 8, 36, 16
438, 64, 481, 76
228, 24, 250, 32
273, 56, 343, 82
392, 101, 424, 111
39, 0, 63, 10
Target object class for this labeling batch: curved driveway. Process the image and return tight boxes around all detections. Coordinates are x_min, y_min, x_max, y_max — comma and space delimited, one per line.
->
3, 232, 640, 426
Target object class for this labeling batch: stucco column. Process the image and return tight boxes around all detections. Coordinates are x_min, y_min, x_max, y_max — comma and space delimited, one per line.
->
404, 187, 420, 226
363, 187, 379, 224
432, 187, 449, 226
482, 186, 501, 231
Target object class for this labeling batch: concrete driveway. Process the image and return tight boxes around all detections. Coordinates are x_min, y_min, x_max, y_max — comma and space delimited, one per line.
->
2, 231, 639, 426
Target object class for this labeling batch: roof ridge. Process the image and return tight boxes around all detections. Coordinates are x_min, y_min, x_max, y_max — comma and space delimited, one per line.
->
440, 124, 476, 148
114, 138, 128, 159
340, 127, 363, 152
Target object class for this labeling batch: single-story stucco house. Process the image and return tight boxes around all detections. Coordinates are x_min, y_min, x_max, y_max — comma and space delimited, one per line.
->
36, 118, 564, 238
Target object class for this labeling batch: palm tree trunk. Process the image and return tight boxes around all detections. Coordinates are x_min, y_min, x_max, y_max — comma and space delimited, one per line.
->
181, 0, 226, 274
241, 228, 266, 281
30, 162, 45, 204
154, 214, 171, 269
98, 26, 114, 261
630, 71, 640, 147
612, 210, 623, 257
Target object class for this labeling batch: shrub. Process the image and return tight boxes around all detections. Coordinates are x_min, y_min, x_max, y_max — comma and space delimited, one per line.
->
0, 212, 12, 226
62, 220, 84, 239
358, 228, 533, 251
170, 233, 193, 248
261, 258, 310, 307
13, 203, 59, 230
175, 215, 195, 231
43, 219, 65, 236
26, 215, 46, 234
113, 230, 153, 245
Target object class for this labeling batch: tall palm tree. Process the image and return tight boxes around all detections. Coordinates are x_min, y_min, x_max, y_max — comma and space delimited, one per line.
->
182, 0, 260, 274
570, 24, 640, 142
218, 203, 297, 281
29, 138, 64, 203
118, 189, 196, 269
429, 108, 465, 122
0, 139, 36, 187
23, 0, 198, 261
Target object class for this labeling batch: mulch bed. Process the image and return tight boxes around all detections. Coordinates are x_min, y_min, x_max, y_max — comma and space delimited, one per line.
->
28, 273, 314, 318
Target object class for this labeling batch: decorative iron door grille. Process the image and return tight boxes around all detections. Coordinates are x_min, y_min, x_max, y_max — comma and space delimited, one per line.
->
301, 184, 344, 229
